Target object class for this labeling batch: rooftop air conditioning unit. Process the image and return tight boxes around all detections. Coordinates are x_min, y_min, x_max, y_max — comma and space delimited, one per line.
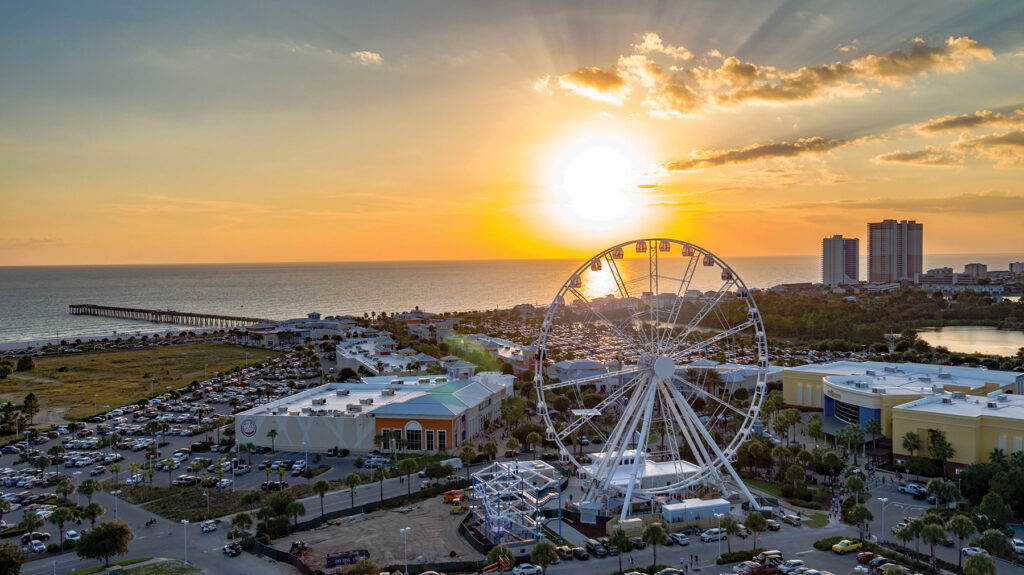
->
346, 404, 362, 412
884, 366, 897, 373
312, 398, 327, 406
436, 377, 448, 383
939, 373, 952, 379
277, 407, 289, 414
855, 382, 868, 388
952, 391, 967, 399
360, 398, 374, 405
418, 378, 430, 384
381, 389, 396, 396
865, 370, 876, 376
999, 394, 1009, 402
918, 376, 931, 382
942, 397, 953, 404
336, 389, 350, 396
301, 407, 311, 414
931, 385, 945, 393
987, 402, 998, 408
391, 380, 404, 385
872, 388, 886, 394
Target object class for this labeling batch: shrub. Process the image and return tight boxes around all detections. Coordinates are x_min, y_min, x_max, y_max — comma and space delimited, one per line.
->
62, 539, 77, 550
717, 548, 766, 565
813, 536, 844, 551
46, 543, 61, 553
240, 535, 256, 550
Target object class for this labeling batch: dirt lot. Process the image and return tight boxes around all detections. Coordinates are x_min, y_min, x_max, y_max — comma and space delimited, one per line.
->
274, 497, 484, 570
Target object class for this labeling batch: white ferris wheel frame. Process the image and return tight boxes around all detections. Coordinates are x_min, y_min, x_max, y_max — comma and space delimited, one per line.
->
534, 238, 768, 518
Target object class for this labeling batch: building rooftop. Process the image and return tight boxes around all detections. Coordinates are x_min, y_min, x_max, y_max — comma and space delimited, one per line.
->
790, 361, 1022, 393
895, 390, 1024, 419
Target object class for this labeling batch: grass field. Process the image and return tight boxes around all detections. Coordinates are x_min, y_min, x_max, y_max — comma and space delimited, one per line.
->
1, 343, 279, 422
805, 512, 829, 528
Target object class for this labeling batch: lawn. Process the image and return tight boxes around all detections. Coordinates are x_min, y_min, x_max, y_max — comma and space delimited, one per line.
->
742, 478, 782, 497
805, 513, 829, 528
2, 343, 279, 422
75, 558, 151, 575
127, 560, 202, 575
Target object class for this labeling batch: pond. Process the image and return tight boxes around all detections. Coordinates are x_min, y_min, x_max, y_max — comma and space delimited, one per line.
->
917, 326, 1024, 356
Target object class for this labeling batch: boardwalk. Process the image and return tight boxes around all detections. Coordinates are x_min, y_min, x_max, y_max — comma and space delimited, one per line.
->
69, 304, 273, 328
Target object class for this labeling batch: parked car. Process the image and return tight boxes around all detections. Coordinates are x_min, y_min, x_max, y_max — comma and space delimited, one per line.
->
585, 538, 607, 557
512, 564, 542, 575
223, 542, 242, 557
65, 530, 81, 542
700, 528, 727, 542
961, 547, 988, 557
630, 536, 647, 549
779, 560, 805, 574
21, 532, 51, 544
765, 519, 781, 531
857, 552, 878, 564
572, 547, 589, 560
555, 545, 573, 560
782, 514, 802, 527
200, 520, 217, 533
29, 541, 46, 553
669, 533, 690, 545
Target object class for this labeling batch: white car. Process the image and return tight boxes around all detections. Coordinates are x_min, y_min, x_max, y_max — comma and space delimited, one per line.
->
961, 547, 988, 557
779, 559, 806, 574
700, 528, 727, 542
65, 530, 81, 542
512, 564, 542, 575
669, 533, 690, 545
200, 520, 217, 533
1012, 538, 1024, 554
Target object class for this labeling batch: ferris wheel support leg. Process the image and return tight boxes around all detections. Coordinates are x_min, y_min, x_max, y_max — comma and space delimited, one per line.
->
721, 454, 761, 511
619, 382, 658, 522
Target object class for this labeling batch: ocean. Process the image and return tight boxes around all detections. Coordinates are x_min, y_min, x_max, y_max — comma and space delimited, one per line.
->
0, 253, 1020, 347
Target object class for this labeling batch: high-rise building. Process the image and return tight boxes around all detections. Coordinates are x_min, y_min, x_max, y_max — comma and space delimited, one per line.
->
1010, 262, 1024, 274
822, 235, 859, 287
868, 219, 923, 282
963, 263, 987, 278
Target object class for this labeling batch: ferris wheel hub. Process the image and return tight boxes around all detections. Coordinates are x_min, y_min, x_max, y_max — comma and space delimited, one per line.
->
652, 355, 676, 380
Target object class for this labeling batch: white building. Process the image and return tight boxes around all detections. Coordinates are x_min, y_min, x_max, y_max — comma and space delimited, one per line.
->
822, 235, 859, 287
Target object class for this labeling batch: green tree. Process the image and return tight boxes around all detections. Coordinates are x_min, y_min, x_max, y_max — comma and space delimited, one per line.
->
785, 464, 804, 488
0, 501, 9, 528
720, 515, 741, 554
642, 522, 668, 568
82, 502, 105, 529
459, 444, 476, 481
894, 526, 915, 566
240, 491, 261, 513
0, 542, 26, 575
345, 560, 381, 575
978, 528, 1010, 556
865, 418, 882, 448
482, 441, 498, 461
343, 472, 362, 509
21, 393, 39, 425
266, 429, 278, 452
232, 512, 253, 533
886, 568, 910, 575
15, 356, 34, 372
285, 501, 305, 526
399, 458, 418, 497
505, 437, 520, 454
608, 528, 633, 575
902, 431, 921, 458
373, 466, 389, 503
947, 515, 976, 568
487, 544, 514, 573
964, 553, 998, 575
906, 519, 924, 569
920, 523, 946, 559
927, 429, 955, 476
50, 507, 75, 545
312, 480, 330, 517
18, 511, 43, 533
75, 520, 132, 567
525, 432, 543, 458
978, 491, 1012, 528
529, 540, 559, 575
745, 511, 767, 551
807, 413, 824, 447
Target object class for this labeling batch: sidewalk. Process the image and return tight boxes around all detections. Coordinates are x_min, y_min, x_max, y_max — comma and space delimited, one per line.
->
552, 519, 589, 546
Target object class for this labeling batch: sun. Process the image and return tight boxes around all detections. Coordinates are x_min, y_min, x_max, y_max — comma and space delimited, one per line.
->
561, 146, 634, 222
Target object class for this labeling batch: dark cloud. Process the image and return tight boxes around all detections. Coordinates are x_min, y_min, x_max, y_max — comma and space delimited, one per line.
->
664, 137, 846, 171
874, 146, 963, 167
917, 109, 1022, 133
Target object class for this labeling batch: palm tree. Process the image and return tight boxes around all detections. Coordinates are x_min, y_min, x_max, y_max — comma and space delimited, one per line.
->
55, 480, 74, 502
19, 511, 43, 533
50, 507, 74, 545
505, 437, 520, 456
865, 418, 882, 449
529, 540, 559, 575
240, 491, 262, 514
482, 441, 498, 461
399, 458, 418, 497
343, 472, 362, 509
642, 523, 667, 569
459, 444, 476, 481
721, 515, 741, 553
308, 479, 330, 517
81, 502, 105, 529
525, 432, 543, 459
608, 528, 633, 574
266, 429, 278, 452
947, 515, 976, 568
894, 526, 914, 564
286, 501, 306, 526
964, 553, 998, 575
48, 445, 66, 472
79, 479, 98, 502
110, 463, 121, 484
902, 431, 921, 458
232, 512, 253, 533
373, 467, 389, 503
920, 523, 946, 561
906, 520, 925, 570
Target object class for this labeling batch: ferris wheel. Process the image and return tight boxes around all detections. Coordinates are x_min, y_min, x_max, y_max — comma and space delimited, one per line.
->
535, 238, 768, 519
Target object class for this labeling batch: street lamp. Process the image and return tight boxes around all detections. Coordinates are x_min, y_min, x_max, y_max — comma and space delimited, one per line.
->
878, 497, 889, 543
714, 513, 724, 559
400, 527, 411, 575
181, 520, 189, 565
203, 491, 210, 517
72, 471, 82, 505
93, 394, 98, 415
111, 490, 122, 520
302, 441, 308, 471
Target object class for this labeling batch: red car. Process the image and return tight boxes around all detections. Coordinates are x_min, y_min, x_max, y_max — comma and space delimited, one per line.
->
857, 552, 878, 564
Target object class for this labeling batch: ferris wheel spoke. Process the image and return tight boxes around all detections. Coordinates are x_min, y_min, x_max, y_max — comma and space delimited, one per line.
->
668, 381, 744, 481
603, 253, 651, 347
655, 252, 700, 351
543, 366, 639, 391
617, 378, 658, 520
659, 280, 736, 354
656, 379, 714, 471
671, 375, 748, 420
647, 244, 660, 345
587, 376, 652, 497
556, 377, 642, 441
567, 286, 645, 351
670, 319, 757, 361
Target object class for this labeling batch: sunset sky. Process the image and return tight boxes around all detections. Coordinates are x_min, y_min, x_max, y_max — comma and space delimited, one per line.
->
1, 1, 1023, 265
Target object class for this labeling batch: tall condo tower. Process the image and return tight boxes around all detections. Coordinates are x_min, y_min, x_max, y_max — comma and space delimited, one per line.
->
868, 219, 923, 282
822, 235, 859, 287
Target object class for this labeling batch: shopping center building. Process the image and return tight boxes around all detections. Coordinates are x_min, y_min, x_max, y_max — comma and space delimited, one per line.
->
235, 372, 514, 453
783, 361, 1024, 466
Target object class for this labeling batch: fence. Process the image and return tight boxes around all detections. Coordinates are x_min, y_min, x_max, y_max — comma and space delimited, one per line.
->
253, 540, 315, 575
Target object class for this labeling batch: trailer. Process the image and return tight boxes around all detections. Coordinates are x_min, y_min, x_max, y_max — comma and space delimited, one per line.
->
325, 549, 371, 567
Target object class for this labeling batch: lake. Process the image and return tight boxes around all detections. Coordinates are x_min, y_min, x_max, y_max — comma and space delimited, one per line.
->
917, 326, 1024, 356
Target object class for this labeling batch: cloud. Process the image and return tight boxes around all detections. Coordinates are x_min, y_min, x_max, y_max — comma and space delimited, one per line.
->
532, 75, 552, 95
664, 137, 847, 171
789, 191, 1024, 213
633, 32, 694, 61
954, 130, 1024, 166
350, 51, 383, 66
917, 109, 1024, 133
542, 33, 994, 117
874, 146, 963, 167
850, 36, 993, 82
0, 237, 60, 250
556, 67, 629, 105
